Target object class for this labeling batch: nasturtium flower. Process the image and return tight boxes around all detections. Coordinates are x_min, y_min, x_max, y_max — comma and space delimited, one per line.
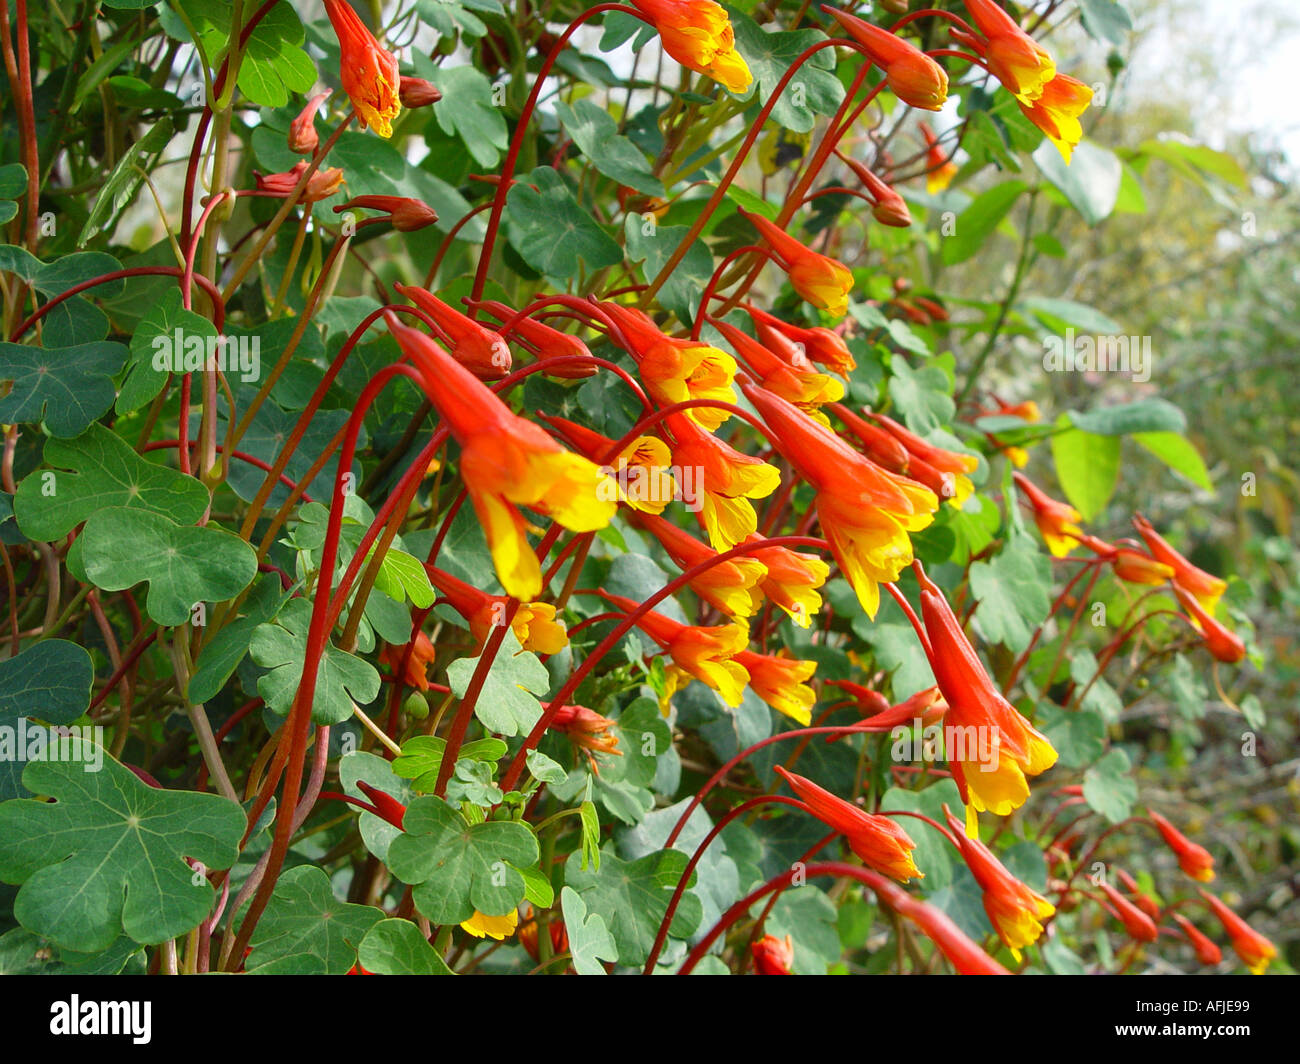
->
916, 561, 1057, 834
742, 534, 831, 628
1012, 472, 1083, 558
397, 283, 511, 380
540, 415, 677, 515
920, 122, 959, 194
867, 873, 1009, 974
774, 766, 922, 882
336, 195, 438, 232
477, 301, 595, 379
741, 382, 937, 618
1200, 891, 1276, 973
944, 808, 1054, 960
1105, 545, 1176, 586
824, 7, 949, 111
380, 631, 437, 692
254, 161, 345, 202
751, 933, 795, 975
964, 0, 1056, 104
1133, 514, 1228, 615
666, 412, 781, 550
632, 512, 768, 620
323, 0, 402, 137
839, 407, 979, 509
600, 591, 751, 710
711, 317, 844, 423
1147, 809, 1215, 882
630, 0, 753, 94
746, 304, 856, 375
1017, 73, 1093, 163
1173, 585, 1247, 664
548, 704, 622, 761
1099, 881, 1158, 943
735, 649, 817, 725
387, 315, 616, 601
461, 909, 519, 940
599, 303, 739, 430
1115, 868, 1162, 923
1173, 913, 1223, 967
740, 210, 855, 317
288, 91, 330, 154
398, 75, 442, 108
837, 151, 912, 226
427, 567, 568, 656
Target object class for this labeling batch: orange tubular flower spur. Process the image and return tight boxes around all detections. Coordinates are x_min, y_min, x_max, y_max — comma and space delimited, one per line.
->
323, 0, 402, 137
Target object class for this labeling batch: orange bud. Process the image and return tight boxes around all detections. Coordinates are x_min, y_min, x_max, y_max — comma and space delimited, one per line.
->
288, 91, 330, 153
823, 7, 948, 111
399, 75, 442, 108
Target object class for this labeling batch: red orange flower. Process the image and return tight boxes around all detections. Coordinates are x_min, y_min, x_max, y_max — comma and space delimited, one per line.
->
1012, 472, 1083, 557
540, 416, 678, 516
1173, 584, 1246, 664
824, 7, 948, 110
867, 872, 1009, 974
632, 512, 767, 620
380, 631, 437, 691
746, 304, 856, 376
920, 122, 959, 194
323, 0, 401, 137
1133, 514, 1228, 615
740, 209, 855, 317
477, 301, 595, 379
964, 0, 1056, 104
427, 567, 568, 655
336, 195, 438, 232
741, 534, 831, 628
629, 0, 752, 93
1017, 73, 1092, 163
288, 91, 330, 153
775, 766, 922, 882
711, 317, 844, 422
397, 283, 512, 380
751, 933, 795, 975
549, 704, 622, 762
1173, 913, 1222, 967
1099, 881, 1158, 943
1147, 809, 1215, 882
1200, 891, 1276, 973
838, 407, 979, 508
735, 649, 817, 725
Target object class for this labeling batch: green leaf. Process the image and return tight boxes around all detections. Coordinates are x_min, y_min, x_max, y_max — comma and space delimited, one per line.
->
249, 598, 381, 725
386, 797, 539, 924
78, 119, 174, 247
1067, 398, 1186, 436
1034, 141, 1122, 226
79, 508, 257, 626
506, 167, 623, 280
371, 547, 436, 608
1132, 431, 1212, 491
941, 180, 1028, 266
188, 573, 293, 704
1037, 702, 1106, 769
560, 886, 618, 975
555, 99, 663, 197
0, 164, 26, 200
357, 918, 454, 974
1020, 296, 1122, 336
246, 866, 384, 974
0, 341, 127, 437
0, 746, 244, 952
968, 534, 1052, 653
120, 288, 217, 414
563, 847, 703, 966
887, 355, 955, 434
764, 886, 841, 974
428, 65, 509, 168
445, 627, 550, 738
880, 779, 964, 891
730, 11, 845, 132
236, 2, 316, 107
1076, 0, 1133, 46
1082, 747, 1137, 824
1051, 426, 1120, 521
525, 749, 568, 786
1136, 138, 1248, 190
580, 800, 601, 871
624, 216, 714, 326
0, 640, 95, 800
14, 425, 209, 542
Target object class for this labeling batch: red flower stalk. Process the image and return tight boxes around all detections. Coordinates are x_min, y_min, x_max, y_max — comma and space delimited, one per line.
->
335, 195, 438, 232
1172, 913, 1222, 967
915, 561, 1057, 833
741, 381, 936, 617
599, 591, 750, 709
943, 808, 1054, 959
746, 304, 856, 375
774, 766, 922, 882
630, 512, 767, 621
288, 91, 330, 153
398, 75, 442, 108
476, 301, 596, 379
751, 933, 795, 975
385, 314, 616, 601
1132, 514, 1228, 615
397, 282, 511, 379
739, 209, 855, 317
823, 6, 948, 111
1147, 809, 1215, 882
1172, 585, 1246, 664
867, 873, 1009, 974
1200, 891, 1276, 973
1099, 881, 1159, 943
323, 0, 401, 137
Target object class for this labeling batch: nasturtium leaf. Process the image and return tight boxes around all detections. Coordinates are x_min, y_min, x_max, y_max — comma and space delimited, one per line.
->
1020, 295, 1122, 336
887, 355, 955, 434
0, 202, 15, 224
0, 248, 124, 346
560, 886, 618, 975
78, 118, 174, 246
387, 797, 538, 924
555, 99, 663, 197
941, 180, 1028, 266
1051, 425, 1120, 521
1070, 648, 1123, 723
968, 534, 1052, 653
358, 918, 454, 975
1077, 0, 1133, 46
729, 11, 845, 131
445, 627, 550, 738
1067, 398, 1186, 436
1131, 432, 1212, 491
1038, 702, 1106, 769
0, 341, 127, 437
120, 288, 217, 414
14, 425, 209, 542
78, 508, 257, 626
597, 698, 671, 788
1034, 140, 1122, 226
505, 167, 623, 280
188, 573, 294, 704
0, 164, 25, 200
246, 866, 384, 975
0, 640, 95, 799
0, 745, 244, 952
1082, 747, 1138, 824
414, 0, 500, 40
371, 547, 436, 608
880, 779, 965, 892
563, 847, 703, 966
249, 598, 381, 725
427, 65, 509, 167
525, 749, 568, 786
516, 863, 554, 910
624, 217, 714, 327
764, 886, 841, 974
